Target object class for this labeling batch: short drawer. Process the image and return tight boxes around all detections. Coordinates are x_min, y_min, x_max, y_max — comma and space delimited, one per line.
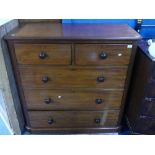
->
28, 110, 119, 128
19, 67, 127, 89
24, 89, 123, 110
14, 44, 71, 65
75, 44, 132, 65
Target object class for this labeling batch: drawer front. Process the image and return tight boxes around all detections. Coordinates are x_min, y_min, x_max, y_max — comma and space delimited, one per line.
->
24, 89, 123, 110
14, 44, 71, 65
19, 67, 127, 89
28, 110, 119, 128
75, 44, 132, 65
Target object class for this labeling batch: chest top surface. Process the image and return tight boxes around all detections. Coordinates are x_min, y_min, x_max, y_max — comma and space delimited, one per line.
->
5, 23, 141, 40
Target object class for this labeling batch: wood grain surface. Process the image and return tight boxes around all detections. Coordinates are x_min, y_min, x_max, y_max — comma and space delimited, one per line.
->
5, 23, 141, 40
18, 67, 128, 89
14, 44, 71, 65
24, 89, 123, 110
28, 110, 120, 128
75, 44, 132, 65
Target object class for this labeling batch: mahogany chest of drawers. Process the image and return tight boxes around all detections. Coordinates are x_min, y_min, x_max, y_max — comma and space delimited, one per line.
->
5, 23, 140, 134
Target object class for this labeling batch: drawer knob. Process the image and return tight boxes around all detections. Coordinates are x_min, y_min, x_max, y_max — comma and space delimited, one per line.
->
99, 52, 108, 59
97, 76, 105, 82
95, 118, 101, 124
96, 99, 103, 104
44, 98, 52, 104
42, 76, 49, 83
39, 51, 47, 59
48, 119, 54, 125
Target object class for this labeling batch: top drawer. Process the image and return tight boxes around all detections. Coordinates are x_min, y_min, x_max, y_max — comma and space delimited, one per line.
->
75, 44, 132, 65
14, 44, 71, 65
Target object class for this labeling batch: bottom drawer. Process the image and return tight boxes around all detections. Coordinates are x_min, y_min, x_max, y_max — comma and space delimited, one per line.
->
28, 110, 120, 128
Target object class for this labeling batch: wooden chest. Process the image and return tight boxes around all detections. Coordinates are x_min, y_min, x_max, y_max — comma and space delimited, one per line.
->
5, 23, 140, 134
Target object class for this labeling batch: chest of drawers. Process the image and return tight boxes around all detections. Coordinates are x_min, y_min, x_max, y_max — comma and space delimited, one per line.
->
5, 23, 140, 134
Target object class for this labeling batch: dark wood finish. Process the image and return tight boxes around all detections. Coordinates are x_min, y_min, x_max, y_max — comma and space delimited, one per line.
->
5, 23, 141, 40
5, 23, 141, 134
28, 110, 120, 128
18, 67, 128, 89
14, 44, 71, 65
126, 40, 155, 134
28, 126, 121, 134
18, 19, 62, 24
117, 41, 138, 125
75, 44, 132, 65
24, 89, 123, 110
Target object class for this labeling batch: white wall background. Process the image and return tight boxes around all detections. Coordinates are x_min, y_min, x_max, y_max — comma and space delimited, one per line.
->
0, 19, 12, 26
0, 19, 14, 134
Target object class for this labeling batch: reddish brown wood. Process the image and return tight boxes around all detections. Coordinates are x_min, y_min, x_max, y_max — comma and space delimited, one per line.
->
4, 23, 141, 134
24, 89, 123, 110
28, 110, 120, 128
5, 23, 141, 40
14, 44, 71, 65
75, 44, 132, 65
18, 67, 128, 89
18, 19, 62, 24
28, 126, 121, 134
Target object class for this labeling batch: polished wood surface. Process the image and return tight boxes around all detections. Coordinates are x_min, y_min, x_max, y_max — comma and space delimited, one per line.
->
5, 23, 140, 134
28, 127, 120, 134
14, 44, 71, 65
5, 23, 141, 40
19, 19, 62, 24
19, 67, 127, 89
28, 110, 119, 128
24, 89, 123, 110
75, 44, 132, 65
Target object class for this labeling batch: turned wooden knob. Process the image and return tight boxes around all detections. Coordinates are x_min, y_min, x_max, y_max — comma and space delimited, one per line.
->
95, 99, 103, 104
95, 118, 101, 124
42, 76, 49, 83
39, 51, 47, 59
48, 119, 54, 125
97, 76, 105, 82
99, 52, 108, 59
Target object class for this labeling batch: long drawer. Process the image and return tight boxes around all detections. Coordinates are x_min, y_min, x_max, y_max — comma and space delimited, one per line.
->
24, 89, 123, 110
75, 44, 132, 65
14, 44, 71, 65
19, 67, 127, 89
28, 110, 120, 128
